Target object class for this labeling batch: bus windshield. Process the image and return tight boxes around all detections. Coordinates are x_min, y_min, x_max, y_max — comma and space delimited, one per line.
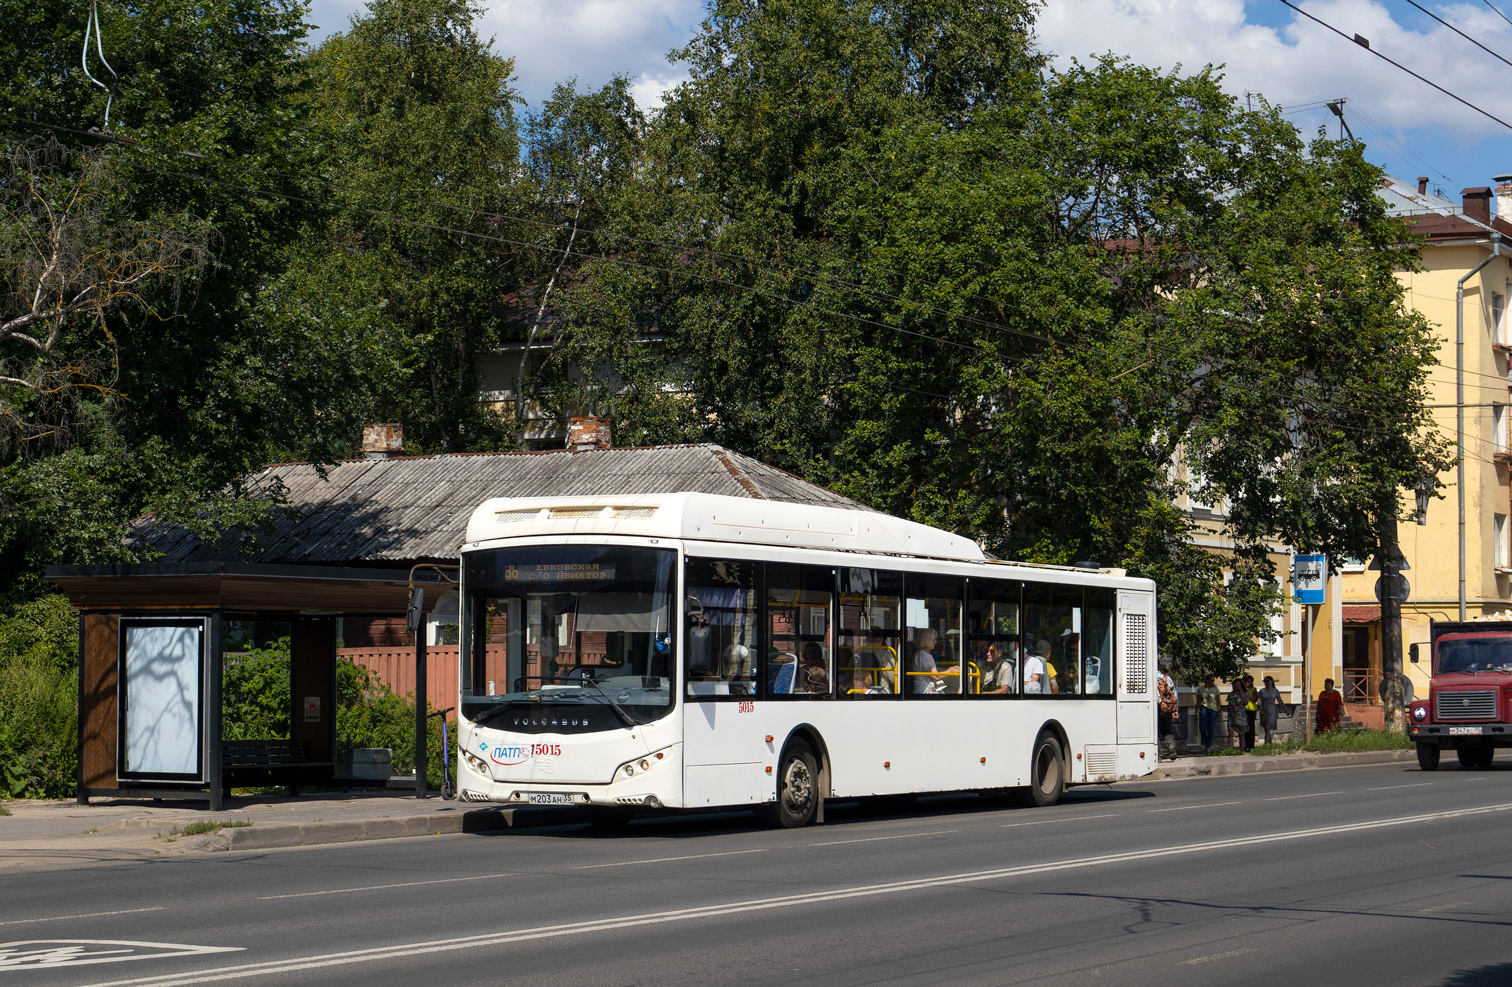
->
462, 545, 676, 727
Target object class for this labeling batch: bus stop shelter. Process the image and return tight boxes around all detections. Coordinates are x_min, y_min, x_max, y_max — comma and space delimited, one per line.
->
45, 562, 453, 811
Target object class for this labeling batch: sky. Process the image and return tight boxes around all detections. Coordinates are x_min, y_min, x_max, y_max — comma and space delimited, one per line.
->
302, 0, 1512, 198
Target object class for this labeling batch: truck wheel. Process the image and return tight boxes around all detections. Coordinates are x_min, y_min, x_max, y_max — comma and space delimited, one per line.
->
756, 739, 819, 828
1417, 742, 1440, 771
1460, 743, 1495, 769
1016, 732, 1065, 808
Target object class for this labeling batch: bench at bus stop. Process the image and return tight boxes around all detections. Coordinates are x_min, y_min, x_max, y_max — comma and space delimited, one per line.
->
221, 739, 332, 797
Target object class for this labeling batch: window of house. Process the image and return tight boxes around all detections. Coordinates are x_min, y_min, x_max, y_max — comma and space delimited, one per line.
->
1498, 405, 1510, 455
1494, 291, 1508, 345
1498, 514, 1510, 570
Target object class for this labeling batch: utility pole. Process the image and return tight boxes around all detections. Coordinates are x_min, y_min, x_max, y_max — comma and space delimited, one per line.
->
1379, 516, 1406, 732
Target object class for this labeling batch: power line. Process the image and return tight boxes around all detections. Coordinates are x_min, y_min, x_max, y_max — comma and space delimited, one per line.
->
1403, 0, 1512, 72
1280, 0, 1512, 133
1484, 0, 1512, 30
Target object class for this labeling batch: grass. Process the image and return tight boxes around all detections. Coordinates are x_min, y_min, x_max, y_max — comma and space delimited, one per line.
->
0, 802, 10, 817
164, 820, 253, 837
1199, 728, 1415, 757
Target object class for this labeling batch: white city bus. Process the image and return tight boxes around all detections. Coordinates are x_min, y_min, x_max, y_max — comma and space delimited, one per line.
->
455, 492, 1158, 827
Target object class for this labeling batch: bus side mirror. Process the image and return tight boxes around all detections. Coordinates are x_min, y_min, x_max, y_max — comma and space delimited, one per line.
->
1409, 643, 1419, 664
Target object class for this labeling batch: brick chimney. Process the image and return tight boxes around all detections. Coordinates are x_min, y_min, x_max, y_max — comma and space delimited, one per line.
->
1463, 186, 1493, 225
567, 416, 612, 452
1417, 176, 1429, 195
1496, 174, 1512, 222
361, 423, 405, 459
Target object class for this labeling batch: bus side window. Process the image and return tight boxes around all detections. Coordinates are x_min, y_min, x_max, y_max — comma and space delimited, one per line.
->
1084, 590, 1115, 696
767, 563, 835, 698
839, 568, 902, 697
684, 558, 760, 698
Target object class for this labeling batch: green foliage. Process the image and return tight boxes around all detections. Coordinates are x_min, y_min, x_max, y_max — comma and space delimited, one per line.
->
221, 638, 292, 741
0, 595, 78, 797
1205, 728, 1414, 756
168, 819, 252, 836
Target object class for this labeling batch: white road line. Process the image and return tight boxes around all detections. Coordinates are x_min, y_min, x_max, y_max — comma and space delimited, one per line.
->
574, 848, 769, 869
812, 830, 960, 847
1182, 946, 1256, 966
999, 813, 1117, 829
259, 874, 512, 900
1366, 783, 1434, 792
0, 908, 164, 928
1150, 800, 1245, 813
1265, 791, 1343, 801
86, 800, 1512, 987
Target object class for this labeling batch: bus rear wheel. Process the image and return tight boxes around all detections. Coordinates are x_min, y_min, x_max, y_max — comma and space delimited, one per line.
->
1417, 743, 1440, 771
1017, 732, 1065, 808
757, 739, 819, 828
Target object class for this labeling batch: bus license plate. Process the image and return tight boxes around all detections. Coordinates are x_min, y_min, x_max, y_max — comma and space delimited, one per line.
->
526, 792, 574, 805
1449, 726, 1486, 735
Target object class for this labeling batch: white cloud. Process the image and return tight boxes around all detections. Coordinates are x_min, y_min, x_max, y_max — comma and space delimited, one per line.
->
1035, 1, 1512, 143
476, 0, 702, 107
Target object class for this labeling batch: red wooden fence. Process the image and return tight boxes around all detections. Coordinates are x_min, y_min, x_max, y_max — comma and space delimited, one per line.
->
340, 646, 459, 721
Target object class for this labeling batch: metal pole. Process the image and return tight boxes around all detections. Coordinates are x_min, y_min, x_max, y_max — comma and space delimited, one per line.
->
415, 623, 428, 799
1381, 519, 1404, 732
1302, 604, 1313, 744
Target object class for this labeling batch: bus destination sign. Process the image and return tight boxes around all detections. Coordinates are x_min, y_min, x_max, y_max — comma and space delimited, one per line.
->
504, 563, 616, 582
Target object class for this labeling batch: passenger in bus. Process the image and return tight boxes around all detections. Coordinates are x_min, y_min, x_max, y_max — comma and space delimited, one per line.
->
979, 641, 1016, 694
1023, 641, 1048, 694
800, 642, 829, 694
910, 629, 946, 694
723, 644, 753, 694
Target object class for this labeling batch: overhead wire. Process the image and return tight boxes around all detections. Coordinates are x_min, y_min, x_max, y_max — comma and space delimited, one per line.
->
1280, 0, 1512, 133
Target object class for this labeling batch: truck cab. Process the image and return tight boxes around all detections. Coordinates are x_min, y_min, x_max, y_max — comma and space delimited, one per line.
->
1407, 620, 1512, 770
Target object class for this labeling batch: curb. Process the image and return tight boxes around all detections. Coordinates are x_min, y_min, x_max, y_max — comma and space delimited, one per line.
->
221, 807, 516, 850
1148, 748, 1416, 781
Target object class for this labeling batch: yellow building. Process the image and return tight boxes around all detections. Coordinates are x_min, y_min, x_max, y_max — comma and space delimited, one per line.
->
1305, 178, 1512, 726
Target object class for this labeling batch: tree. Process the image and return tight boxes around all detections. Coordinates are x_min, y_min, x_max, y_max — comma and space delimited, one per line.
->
542, 2, 1446, 684
300, 0, 525, 453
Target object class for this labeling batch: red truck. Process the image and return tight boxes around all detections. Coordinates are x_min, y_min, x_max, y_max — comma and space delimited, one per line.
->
1407, 620, 1512, 770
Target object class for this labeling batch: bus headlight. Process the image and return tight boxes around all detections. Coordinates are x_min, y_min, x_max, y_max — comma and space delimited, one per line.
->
616, 749, 669, 781
463, 749, 490, 775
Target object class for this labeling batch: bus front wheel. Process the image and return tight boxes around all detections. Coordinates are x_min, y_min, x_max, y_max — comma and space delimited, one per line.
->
758, 739, 819, 828
1417, 742, 1440, 771
1017, 732, 1065, 808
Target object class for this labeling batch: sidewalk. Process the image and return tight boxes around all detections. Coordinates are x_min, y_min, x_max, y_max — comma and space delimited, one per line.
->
0, 749, 1419, 868
0, 791, 518, 871
1149, 747, 1416, 781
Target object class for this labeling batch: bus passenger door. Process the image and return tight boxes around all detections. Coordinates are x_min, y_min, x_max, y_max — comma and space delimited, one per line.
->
1116, 591, 1155, 744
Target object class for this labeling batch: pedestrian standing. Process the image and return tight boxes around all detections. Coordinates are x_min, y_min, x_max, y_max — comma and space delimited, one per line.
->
1242, 673, 1258, 751
1156, 664, 1179, 759
1227, 678, 1250, 750
1196, 674, 1220, 752
1316, 677, 1344, 733
1257, 675, 1283, 745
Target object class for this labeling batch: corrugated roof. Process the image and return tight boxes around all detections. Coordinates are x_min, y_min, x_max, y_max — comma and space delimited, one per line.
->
135, 444, 871, 565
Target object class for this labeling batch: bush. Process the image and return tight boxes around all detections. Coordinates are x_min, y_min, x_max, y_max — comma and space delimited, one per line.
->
0, 595, 78, 798
336, 658, 449, 789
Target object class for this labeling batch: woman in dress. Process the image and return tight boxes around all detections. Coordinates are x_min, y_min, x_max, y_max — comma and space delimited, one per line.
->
1227, 678, 1250, 750
1257, 675, 1284, 745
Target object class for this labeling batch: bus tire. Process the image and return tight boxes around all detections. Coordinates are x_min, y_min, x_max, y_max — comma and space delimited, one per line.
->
1417, 743, 1440, 771
758, 739, 820, 828
1018, 732, 1065, 808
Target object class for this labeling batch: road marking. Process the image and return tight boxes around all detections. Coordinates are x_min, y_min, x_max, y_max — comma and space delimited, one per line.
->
1419, 901, 1468, 913
1265, 791, 1342, 801
574, 848, 769, 869
1182, 946, 1256, 966
0, 940, 240, 970
999, 813, 1117, 829
1366, 783, 1434, 792
259, 874, 513, 900
813, 830, 960, 847
1150, 800, 1244, 813
85, 800, 1512, 987
0, 908, 163, 928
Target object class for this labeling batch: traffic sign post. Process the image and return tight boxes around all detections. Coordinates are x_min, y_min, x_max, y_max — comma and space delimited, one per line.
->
1293, 554, 1326, 742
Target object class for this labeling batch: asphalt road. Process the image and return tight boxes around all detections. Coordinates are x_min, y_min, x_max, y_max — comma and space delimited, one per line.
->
6, 762, 1512, 987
